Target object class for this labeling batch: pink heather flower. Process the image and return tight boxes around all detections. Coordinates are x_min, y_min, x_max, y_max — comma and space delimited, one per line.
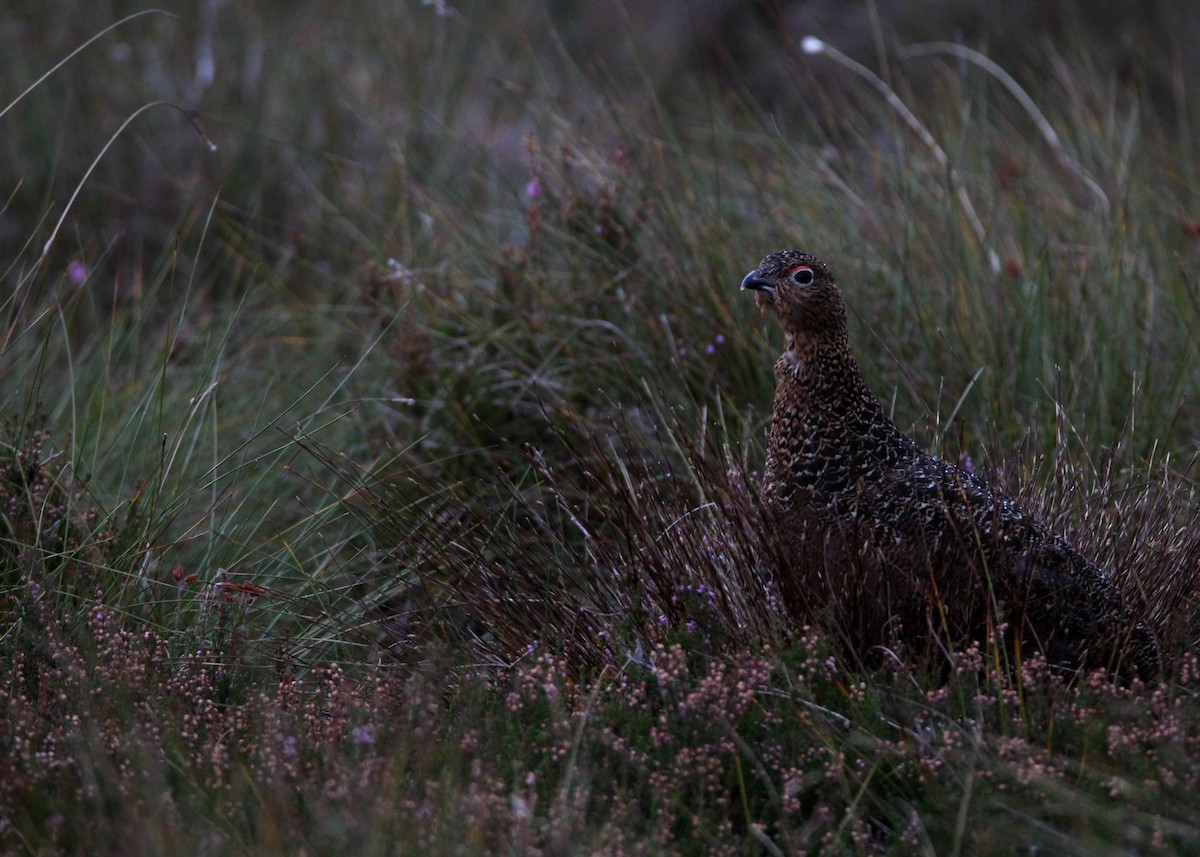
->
524, 179, 542, 200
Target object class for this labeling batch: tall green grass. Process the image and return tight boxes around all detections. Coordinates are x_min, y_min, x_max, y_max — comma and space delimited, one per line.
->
1, 3, 1199, 853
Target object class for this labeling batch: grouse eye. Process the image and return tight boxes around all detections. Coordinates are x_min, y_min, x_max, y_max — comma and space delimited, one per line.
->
791, 266, 815, 285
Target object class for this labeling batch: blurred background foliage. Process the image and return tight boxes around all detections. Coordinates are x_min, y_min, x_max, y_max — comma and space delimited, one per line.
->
4, 0, 1197, 290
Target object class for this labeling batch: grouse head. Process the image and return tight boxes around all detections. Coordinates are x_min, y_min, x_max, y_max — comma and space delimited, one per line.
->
740, 250, 848, 348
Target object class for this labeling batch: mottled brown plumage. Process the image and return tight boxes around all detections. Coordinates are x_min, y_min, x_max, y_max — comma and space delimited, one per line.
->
742, 249, 1159, 678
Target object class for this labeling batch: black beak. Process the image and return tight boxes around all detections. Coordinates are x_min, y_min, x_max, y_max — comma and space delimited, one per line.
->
740, 271, 774, 292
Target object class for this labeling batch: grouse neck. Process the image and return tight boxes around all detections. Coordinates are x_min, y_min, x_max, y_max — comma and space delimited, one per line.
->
780, 331, 864, 382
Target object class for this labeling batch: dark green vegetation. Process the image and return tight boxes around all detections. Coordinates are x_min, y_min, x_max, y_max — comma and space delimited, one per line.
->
2, 2, 1200, 854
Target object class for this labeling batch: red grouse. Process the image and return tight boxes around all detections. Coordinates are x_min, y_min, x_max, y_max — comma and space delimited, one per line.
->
742, 249, 1159, 678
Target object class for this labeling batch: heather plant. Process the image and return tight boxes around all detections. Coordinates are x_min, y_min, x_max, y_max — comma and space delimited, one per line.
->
2, 3, 1200, 855
6, 582, 1200, 854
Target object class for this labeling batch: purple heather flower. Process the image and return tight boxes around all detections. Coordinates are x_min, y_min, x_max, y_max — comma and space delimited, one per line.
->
524, 179, 542, 200
66, 261, 87, 285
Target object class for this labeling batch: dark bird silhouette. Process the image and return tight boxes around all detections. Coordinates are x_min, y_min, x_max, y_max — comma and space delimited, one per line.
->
741, 249, 1160, 678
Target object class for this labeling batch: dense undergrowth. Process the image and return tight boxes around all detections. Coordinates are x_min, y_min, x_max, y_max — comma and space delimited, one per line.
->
2, 2, 1200, 854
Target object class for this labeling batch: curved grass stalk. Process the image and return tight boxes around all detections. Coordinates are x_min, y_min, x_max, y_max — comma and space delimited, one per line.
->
39, 101, 216, 264
801, 36, 1002, 274
0, 10, 175, 122
900, 41, 1110, 215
